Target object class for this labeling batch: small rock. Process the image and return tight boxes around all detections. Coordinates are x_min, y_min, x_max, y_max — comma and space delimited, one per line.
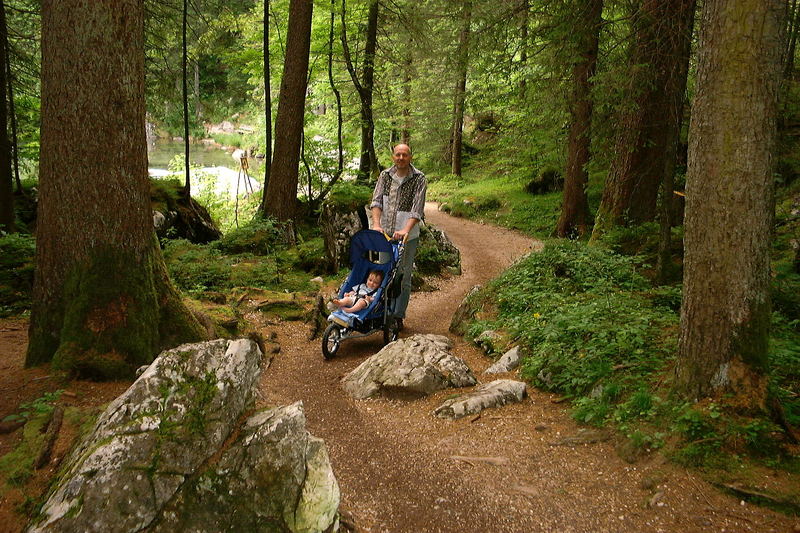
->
647, 490, 665, 508
484, 346, 522, 374
534, 424, 548, 432
311, 276, 324, 284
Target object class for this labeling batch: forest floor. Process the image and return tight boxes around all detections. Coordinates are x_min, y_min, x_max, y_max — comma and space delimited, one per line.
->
0, 203, 798, 532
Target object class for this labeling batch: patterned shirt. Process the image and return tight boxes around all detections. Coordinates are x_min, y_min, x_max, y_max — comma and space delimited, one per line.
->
370, 164, 427, 239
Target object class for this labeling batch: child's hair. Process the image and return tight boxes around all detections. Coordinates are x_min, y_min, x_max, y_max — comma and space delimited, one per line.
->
368, 269, 384, 281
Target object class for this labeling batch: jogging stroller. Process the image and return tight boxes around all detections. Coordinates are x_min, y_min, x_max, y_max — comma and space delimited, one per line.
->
322, 229, 404, 359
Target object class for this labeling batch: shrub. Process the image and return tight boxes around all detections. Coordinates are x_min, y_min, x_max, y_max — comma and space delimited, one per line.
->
0, 233, 35, 317
215, 217, 283, 255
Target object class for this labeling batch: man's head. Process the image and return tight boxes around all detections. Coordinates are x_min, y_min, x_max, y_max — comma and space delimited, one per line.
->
392, 144, 412, 172
366, 270, 384, 289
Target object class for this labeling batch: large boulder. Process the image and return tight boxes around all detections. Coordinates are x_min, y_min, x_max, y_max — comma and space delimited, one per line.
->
342, 334, 477, 399
153, 402, 339, 533
433, 379, 527, 420
28, 339, 263, 533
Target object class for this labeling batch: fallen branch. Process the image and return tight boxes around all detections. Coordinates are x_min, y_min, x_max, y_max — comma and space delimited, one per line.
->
450, 455, 509, 466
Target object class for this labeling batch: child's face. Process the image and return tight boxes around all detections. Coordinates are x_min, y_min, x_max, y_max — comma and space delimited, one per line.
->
366, 272, 382, 289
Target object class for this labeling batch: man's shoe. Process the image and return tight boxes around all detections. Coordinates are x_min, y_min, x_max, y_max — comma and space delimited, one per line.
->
395, 318, 404, 332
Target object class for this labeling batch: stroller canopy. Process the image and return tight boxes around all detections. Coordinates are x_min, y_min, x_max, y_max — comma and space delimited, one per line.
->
349, 229, 396, 266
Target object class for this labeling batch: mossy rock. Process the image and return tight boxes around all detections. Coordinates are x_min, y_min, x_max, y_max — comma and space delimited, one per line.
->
324, 182, 373, 212
232, 288, 310, 322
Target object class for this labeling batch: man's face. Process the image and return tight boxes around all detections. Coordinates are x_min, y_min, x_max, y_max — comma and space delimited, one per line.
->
392, 145, 412, 170
366, 272, 382, 289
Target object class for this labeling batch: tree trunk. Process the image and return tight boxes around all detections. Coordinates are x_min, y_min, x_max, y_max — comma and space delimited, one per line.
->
182, 0, 191, 196
259, 0, 273, 211
675, 0, 784, 409
554, 0, 602, 238
341, 0, 380, 183
3, 3, 20, 197
27, 0, 205, 378
0, 0, 13, 233
785, 0, 799, 79
656, 2, 696, 283
519, 0, 529, 100
263, 0, 313, 231
592, 0, 696, 238
451, 1, 472, 178
401, 55, 412, 144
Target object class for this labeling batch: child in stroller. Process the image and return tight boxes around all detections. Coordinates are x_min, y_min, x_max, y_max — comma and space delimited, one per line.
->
331, 270, 384, 313
322, 230, 404, 359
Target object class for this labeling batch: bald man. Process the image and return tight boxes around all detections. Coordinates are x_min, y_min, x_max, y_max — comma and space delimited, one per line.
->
370, 143, 427, 331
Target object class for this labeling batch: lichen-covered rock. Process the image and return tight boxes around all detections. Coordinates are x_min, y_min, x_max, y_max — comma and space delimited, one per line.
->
153, 402, 339, 533
476, 330, 503, 354
27, 339, 263, 533
484, 346, 522, 374
342, 334, 477, 399
433, 379, 527, 420
449, 285, 482, 335
319, 202, 366, 272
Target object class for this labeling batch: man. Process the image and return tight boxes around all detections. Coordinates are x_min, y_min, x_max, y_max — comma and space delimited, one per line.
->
370, 143, 427, 330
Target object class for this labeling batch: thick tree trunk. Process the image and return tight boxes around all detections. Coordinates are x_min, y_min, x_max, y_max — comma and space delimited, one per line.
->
675, 0, 784, 409
592, 0, 696, 238
263, 0, 313, 229
451, 1, 472, 178
27, 0, 205, 378
0, 0, 13, 233
554, 0, 602, 238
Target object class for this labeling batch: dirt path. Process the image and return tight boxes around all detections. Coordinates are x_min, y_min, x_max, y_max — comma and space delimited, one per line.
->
256, 203, 796, 533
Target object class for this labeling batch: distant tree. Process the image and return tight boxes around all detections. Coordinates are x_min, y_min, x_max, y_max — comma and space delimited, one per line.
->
181, 0, 191, 196
0, 0, 13, 233
554, 0, 602, 238
27, 0, 206, 378
592, 0, 696, 238
675, 0, 784, 408
262, 0, 313, 236
341, 0, 380, 182
450, 0, 472, 178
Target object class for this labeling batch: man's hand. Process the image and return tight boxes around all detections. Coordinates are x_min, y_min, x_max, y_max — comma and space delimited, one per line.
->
392, 229, 408, 241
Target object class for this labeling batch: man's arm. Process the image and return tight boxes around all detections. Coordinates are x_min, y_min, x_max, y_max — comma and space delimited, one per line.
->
371, 206, 383, 233
370, 174, 386, 233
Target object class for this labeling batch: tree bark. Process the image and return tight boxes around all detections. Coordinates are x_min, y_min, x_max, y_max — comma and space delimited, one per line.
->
675, 0, 784, 409
263, 0, 313, 231
554, 0, 602, 238
592, 0, 696, 238
451, 0, 472, 178
27, 0, 205, 378
0, 0, 13, 233
3, 2, 20, 198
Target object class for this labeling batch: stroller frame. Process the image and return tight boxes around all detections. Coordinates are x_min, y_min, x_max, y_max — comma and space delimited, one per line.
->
322, 229, 405, 359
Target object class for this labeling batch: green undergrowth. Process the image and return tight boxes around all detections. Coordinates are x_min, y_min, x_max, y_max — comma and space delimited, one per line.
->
0, 232, 35, 318
427, 160, 604, 238
461, 237, 800, 486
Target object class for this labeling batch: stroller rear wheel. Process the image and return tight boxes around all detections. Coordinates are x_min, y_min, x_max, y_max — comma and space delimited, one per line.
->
322, 324, 343, 359
383, 319, 400, 345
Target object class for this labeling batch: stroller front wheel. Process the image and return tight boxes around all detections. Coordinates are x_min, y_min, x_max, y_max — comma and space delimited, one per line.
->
322, 323, 343, 359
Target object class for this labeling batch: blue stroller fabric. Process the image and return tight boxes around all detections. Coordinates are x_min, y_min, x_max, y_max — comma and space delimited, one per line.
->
329, 229, 401, 327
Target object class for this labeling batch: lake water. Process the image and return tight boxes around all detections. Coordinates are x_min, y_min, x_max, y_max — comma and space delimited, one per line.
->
148, 140, 262, 199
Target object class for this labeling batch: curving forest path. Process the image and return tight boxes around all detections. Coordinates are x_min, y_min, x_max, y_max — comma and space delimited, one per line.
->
254, 203, 795, 533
